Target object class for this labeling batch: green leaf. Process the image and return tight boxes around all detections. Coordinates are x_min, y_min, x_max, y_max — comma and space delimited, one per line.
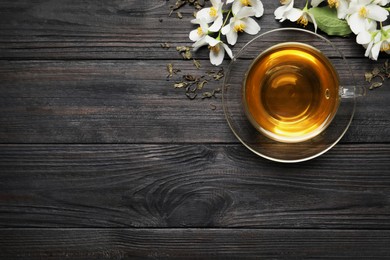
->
309, 6, 352, 37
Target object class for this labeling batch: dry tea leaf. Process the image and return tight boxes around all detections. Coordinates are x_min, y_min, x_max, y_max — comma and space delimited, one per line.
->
213, 68, 224, 80
365, 71, 374, 82
183, 74, 197, 81
209, 103, 217, 110
174, 82, 188, 88
369, 82, 383, 90
202, 91, 214, 99
197, 80, 207, 90
193, 59, 201, 69
176, 46, 188, 52
177, 11, 183, 19
176, 46, 192, 60
171, 0, 186, 10
184, 48, 192, 59
160, 42, 171, 49
185, 92, 197, 100
166, 63, 180, 78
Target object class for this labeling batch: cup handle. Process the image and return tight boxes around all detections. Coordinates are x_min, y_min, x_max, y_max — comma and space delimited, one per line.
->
340, 85, 366, 98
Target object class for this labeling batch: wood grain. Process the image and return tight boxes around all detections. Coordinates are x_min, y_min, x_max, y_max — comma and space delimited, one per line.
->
0, 144, 389, 228
0, 59, 389, 144
1, 228, 390, 259
0, 0, 382, 60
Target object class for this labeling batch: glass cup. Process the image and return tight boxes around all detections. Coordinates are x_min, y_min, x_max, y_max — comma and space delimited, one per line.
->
222, 28, 365, 163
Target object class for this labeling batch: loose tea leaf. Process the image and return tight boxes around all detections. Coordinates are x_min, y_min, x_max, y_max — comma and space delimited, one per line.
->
370, 82, 383, 90
209, 103, 217, 110
160, 42, 171, 49
193, 59, 201, 69
365, 71, 374, 83
166, 63, 180, 78
176, 46, 192, 60
171, 0, 186, 10
213, 68, 224, 80
174, 82, 188, 88
176, 46, 188, 52
177, 11, 183, 19
183, 74, 197, 81
185, 92, 197, 100
365, 60, 389, 90
197, 80, 207, 90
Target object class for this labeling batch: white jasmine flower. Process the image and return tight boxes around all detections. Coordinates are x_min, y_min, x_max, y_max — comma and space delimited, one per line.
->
193, 0, 224, 32
360, 25, 390, 60
221, 7, 261, 45
286, 5, 318, 32
346, 0, 389, 35
230, 0, 264, 18
330, 0, 350, 19
189, 19, 209, 42
192, 35, 233, 66
274, 0, 295, 22
308, 0, 350, 19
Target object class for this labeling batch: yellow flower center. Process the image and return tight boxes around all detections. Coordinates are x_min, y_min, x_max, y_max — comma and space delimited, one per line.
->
208, 44, 220, 53
359, 7, 368, 18
297, 15, 308, 27
197, 26, 203, 36
381, 41, 390, 52
328, 0, 339, 8
234, 23, 246, 32
241, 0, 251, 6
280, 0, 289, 4
209, 7, 218, 17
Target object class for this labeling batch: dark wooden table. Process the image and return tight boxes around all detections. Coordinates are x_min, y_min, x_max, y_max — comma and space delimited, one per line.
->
1, 0, 390, 258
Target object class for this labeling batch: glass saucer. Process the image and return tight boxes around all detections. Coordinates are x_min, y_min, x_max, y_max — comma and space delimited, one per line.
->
222, 28, 358, 163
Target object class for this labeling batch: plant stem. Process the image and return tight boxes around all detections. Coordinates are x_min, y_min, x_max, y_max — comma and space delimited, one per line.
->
218, 9, 232, 38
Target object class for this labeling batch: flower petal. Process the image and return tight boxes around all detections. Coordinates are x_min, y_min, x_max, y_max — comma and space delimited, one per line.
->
365, 41, 374, 57
196, 8, 214, 23
347, 13, 366, 34
286, 8, 303, 22
221, 21, 232, 35
252, 0, 264, 18
208, 15, 223, 32
226, 0, 234, 3
223, 43, 234, 59
226, 29, 238, 45
209, 44, 225, 66
366, 4, 389, 22
370, 41, 381, 60
232, 0, 243, 15
274, 5, 287, 20
192, 36, 208, 51
311, 0, 324, 7
356, 30, 372, 45
236, 6, 256, 19
205, 35, 221, 47
243, 17, 261, 35
337, 0, 349, 19
189, 29, 201, 42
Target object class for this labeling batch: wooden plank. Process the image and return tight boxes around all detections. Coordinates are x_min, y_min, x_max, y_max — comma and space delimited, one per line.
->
0, 144, 389, 228
0, 59, 389, 143
0, 0, 377, 59
1, 228, 390, 258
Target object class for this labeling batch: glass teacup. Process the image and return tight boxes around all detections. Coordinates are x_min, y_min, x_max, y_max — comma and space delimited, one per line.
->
222, 28, 365, 163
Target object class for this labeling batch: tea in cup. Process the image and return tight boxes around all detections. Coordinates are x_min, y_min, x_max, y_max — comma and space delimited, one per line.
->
243, 42, 340, 143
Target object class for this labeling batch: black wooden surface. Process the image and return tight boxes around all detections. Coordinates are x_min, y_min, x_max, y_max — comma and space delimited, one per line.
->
0, 0, 390, 258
